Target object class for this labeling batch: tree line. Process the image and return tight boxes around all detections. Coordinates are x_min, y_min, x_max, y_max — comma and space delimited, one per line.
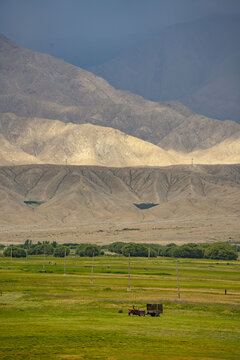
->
108, 241, 238, 260
1, 240, 103, 258
0, 240, 238, 260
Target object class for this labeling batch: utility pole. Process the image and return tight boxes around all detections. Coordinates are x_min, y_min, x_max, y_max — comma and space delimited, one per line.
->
43, 245, 45, 272
176, 259, 180, 301
63, 247, 66, 276
127, 253, 131, 291
90, 251, 94, 284
25, 248, 28, 264
148, 247, 150, 260
10, 246, 12, 264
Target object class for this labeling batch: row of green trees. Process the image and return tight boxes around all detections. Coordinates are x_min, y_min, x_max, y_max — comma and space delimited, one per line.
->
1, 240, 238, 260
2, 244, 70, 258
1, 241, 103, 258
108, 242, 238, 260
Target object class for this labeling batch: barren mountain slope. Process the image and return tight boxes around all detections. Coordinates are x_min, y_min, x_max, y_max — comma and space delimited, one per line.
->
1, 113, 239, 166
90, 15, 240, 122
0, 134, 40, 165
0, 164, 239, 226
0, 113, 177, 167
1, 34, 240, 153
170, 139, 240, 165
158, 114, 240, 152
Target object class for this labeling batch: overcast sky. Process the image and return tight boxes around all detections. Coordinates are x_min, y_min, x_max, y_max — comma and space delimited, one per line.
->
1, 0, 240, 67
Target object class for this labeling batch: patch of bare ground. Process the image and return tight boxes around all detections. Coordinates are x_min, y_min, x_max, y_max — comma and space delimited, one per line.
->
0, 216, 239, 246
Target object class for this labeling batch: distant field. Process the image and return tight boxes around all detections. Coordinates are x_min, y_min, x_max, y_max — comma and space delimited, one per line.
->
0, 256, 239, 359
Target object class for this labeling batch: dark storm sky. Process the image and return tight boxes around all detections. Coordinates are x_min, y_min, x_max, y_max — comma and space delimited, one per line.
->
0, 0, 240, 67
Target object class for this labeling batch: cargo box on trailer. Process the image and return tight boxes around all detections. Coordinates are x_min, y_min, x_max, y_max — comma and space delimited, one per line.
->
147, 303, 163, 317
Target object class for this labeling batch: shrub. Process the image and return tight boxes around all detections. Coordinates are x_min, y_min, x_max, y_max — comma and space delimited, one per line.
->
76, 244, 102, 257
108, 242, 125, 254
172, 243, 204, 259
63, 243, 79, 249
108, 242, 159, 257
54, 246, 70, 257
21, 239, 32, 249
204, 243, 238, 260
231, 244, 240, 252
148, 248, 158, 257
122, 243, 148, 257
162, 243, 177, 257
28, 243, 54, 255
155, 245, 165, 256
3, 246, 26, 258
147, 244, 162, 255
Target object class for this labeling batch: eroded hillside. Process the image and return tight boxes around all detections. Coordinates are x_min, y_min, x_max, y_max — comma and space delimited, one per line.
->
0, 164, 239, 226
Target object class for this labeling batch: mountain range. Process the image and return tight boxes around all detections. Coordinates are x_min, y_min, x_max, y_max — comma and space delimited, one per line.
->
0, 113, 239, 167
0, 33, 240, 167
0, 33, 239, 234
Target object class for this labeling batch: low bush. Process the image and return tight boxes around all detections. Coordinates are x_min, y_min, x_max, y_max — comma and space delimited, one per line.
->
28, 243, 54, 255
76, 244, 103, 257
108, 242, 125, 254
172, 243, 204, 259
204, 243, 238, 260
122, 243, 149, 257
54, 246, 70, 257
3, 246, 26, 258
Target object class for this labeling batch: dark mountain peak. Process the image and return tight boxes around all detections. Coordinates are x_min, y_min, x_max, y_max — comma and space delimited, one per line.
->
0, 33, 240, 157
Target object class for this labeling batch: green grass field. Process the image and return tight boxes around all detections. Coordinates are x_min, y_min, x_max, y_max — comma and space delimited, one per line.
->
0, 255, 239, 360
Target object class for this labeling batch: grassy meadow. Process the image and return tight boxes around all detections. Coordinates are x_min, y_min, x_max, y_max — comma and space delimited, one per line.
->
0, 255, 239, 360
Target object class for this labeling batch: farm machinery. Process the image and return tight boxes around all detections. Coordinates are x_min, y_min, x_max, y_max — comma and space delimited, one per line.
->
128, 306, 146, 317
128, 304, 163, 317
146, 303, 163, 316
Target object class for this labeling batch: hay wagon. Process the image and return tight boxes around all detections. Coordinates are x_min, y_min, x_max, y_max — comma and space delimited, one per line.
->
146, 303, 163, 317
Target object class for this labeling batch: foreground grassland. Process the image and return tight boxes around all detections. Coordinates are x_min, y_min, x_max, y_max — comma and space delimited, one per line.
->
0, 256, 239, 360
